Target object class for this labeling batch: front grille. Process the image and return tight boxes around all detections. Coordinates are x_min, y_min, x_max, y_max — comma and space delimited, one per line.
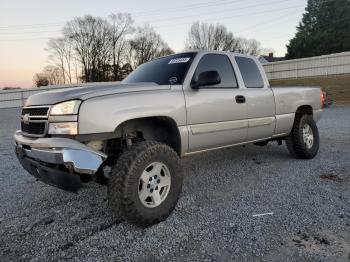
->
21, 106, 50, 137
22, 107, 49, 116
21, 122, 46, 135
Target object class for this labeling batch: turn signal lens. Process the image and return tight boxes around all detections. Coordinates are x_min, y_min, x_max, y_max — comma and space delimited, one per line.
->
48, 122, 78, 135
320, 90, 325, 109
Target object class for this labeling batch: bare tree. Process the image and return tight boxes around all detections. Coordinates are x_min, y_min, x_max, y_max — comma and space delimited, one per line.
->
128, 25, 173, 68
186, 22, 266, 55
43, 65, 64, 85
73, 60, 82, 83
108, 13, 134, 80
46, 37, 74, 84
185, 22, 240, 51
38, 14, 175, 83
63, 15, 112, 82
235, 38, 262, 55
33, 73, 49, 87
33, 65, 63, 87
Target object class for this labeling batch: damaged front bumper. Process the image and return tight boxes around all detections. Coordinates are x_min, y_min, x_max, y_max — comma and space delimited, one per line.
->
14, 130, 107, 192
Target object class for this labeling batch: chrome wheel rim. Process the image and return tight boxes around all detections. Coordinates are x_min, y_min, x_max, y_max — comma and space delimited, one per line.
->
138, 162, 171, 208
302, 123, 314, 149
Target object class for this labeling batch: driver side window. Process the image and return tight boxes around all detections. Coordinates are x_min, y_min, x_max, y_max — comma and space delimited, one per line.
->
192, 54, 238, 88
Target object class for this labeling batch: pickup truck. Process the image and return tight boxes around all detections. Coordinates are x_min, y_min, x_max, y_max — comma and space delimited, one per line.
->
14, 51, 323, 227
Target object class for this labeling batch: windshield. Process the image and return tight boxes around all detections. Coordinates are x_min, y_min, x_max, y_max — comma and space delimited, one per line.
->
123, 52, 196, 85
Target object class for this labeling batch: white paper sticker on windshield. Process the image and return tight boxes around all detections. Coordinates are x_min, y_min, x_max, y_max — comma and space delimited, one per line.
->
168, 57, 190, 64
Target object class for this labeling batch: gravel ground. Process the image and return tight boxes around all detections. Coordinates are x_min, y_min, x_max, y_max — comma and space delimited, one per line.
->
0, 106, 349, 262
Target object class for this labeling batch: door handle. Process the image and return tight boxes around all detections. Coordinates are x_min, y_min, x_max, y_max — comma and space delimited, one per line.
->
235, 95, 246, 103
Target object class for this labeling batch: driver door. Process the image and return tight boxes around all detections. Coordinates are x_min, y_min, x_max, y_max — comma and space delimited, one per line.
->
183, 54, 248, 152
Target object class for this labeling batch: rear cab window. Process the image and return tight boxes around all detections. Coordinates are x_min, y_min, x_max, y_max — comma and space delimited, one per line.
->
235, 56, 264, 88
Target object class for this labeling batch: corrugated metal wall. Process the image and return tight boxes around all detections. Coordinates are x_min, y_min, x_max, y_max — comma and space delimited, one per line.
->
0, 86, 73, 109
263, 51, 350, 80
0, 82, 118, 109
1, 88, 45, 109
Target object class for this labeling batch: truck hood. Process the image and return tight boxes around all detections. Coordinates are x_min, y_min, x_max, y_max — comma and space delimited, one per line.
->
25, 82, 169, 106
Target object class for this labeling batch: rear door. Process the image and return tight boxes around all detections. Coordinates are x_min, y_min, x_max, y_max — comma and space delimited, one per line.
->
183, 53, 248, 152
234, 56, 275, 141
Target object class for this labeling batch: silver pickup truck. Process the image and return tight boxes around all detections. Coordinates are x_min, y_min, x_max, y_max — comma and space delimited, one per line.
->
14, 51, 323, 226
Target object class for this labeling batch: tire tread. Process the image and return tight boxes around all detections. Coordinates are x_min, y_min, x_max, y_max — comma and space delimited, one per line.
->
108, 141, 182, 227
286, 114, 319, 159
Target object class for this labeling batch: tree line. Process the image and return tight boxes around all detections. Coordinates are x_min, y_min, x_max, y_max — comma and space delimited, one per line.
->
287, 0, 350, 59
34, 14, 269, 87
33, 0, 350, 87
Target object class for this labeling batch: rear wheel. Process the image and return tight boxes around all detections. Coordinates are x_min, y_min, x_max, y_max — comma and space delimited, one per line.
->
286, 114, 319, 159
107, 141, 183, 227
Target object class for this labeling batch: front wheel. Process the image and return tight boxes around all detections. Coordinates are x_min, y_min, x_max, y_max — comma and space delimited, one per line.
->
107, 141, 183, 227
286, 114, 319, 159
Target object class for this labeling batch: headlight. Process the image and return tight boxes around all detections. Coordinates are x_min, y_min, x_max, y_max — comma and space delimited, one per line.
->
50, 100, 81, 115
48, 122, 78, 135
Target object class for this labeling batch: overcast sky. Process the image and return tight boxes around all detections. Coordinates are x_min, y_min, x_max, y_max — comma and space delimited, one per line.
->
0, 0, 307, 87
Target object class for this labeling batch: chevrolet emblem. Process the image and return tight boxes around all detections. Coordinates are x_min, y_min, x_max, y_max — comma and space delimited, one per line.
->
22, 113, 30, 124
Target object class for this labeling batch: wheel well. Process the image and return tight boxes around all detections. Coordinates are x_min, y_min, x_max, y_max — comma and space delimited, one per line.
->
111, 116, 181, 156
296, 105, 313, 116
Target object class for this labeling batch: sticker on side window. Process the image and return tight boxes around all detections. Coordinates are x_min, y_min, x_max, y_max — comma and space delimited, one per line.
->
168, 57, 190, 64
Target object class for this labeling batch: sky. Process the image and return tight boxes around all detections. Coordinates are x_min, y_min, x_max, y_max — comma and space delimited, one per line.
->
0, 0, 307, 88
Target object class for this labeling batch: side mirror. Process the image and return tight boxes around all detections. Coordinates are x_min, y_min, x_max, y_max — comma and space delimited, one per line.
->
191, 71, 221, 89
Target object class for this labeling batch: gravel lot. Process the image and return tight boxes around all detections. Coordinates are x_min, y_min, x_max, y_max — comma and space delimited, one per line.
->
0, 106, 349, 262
